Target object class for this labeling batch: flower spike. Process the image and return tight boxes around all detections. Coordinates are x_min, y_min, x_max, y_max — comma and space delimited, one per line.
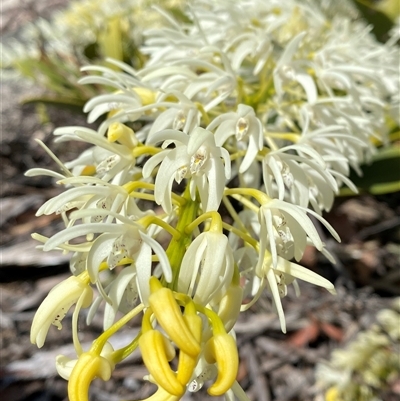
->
26, 0, 396, 399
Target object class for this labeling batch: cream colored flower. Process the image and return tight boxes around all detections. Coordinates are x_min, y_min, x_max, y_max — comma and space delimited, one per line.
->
143, 127, 231, 212
178, 231, 234, 306
31, 272, 93, 348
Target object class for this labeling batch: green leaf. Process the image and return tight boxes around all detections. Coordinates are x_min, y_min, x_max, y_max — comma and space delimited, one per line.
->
341, 144, 400, 195
21, 96, 86, 112
353, 0, 395, 41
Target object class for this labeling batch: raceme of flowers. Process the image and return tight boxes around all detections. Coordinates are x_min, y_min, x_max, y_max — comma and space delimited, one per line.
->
28, 1, 398, 400
316, 298, 400, 401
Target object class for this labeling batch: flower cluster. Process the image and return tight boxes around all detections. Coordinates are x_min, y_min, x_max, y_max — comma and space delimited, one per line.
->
316, 298, 400, 401
28, 1, 398, 400
1, 0, 185, 101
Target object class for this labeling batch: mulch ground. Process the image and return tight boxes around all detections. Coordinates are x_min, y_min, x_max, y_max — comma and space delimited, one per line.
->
1, 2, 399, 401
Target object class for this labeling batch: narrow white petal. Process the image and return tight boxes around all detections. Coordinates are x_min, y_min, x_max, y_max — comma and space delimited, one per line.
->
87, 233, 118, 283
295, 73, 317, 104
179, 234, 207, 296
142, 149, 169, 178
103, 264, 136, 329
266, 268, 286, 333
300, 207, 341, 242
265, 208, 278, 269
25, 168, 66, 180
275, 257, 335, 294
239, 135, 259, 174
220, 147, 232, 179
43, 223, 125, 251
276, 32, 306, 68
135, 241, 152, 305
140, 232, 172, 283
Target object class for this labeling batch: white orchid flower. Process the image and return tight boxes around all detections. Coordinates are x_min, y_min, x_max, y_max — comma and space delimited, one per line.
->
41, 212, 172, 306
36, 176, 133, 224
178, 231, 234, 306
257, 198, 340, 269
273, 31, 318, 104
31, 272, 93, 348
149, 90, 201, 135
53, 126, 138, 184
255, 253, 336, 333
208, 104, 263, 173
143, 127, 231, 212
263, 146, 338, 209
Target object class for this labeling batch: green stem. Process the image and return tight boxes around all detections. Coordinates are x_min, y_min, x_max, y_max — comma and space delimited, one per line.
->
165, 184, 199, 290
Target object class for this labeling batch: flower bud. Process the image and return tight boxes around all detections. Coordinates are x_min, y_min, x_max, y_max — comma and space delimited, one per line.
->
216, 284, 243, 333
56, 342, 115, 380
149, 278, 200, 356
139, 330, 184, 396
107, 122, 138, 148
204, 334, 239, 396
31, 273, 92, 348
176, 312, 203, 386
68, 351, 113, 401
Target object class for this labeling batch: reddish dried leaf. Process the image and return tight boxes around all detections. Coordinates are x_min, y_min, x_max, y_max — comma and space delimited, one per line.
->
236, 359, 248, 382
287, 321, 320, 347
320, 322, 344, 342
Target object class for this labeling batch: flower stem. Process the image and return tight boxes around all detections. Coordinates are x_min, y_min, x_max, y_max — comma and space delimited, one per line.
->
165, 185, 199, 290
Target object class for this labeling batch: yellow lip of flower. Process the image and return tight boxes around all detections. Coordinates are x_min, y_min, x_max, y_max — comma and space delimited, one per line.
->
68, 351, 113, 401
31, 272, 92, 348
149, 278, 201, 357
139, 329, 184, 396
204, 333, 239, 396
